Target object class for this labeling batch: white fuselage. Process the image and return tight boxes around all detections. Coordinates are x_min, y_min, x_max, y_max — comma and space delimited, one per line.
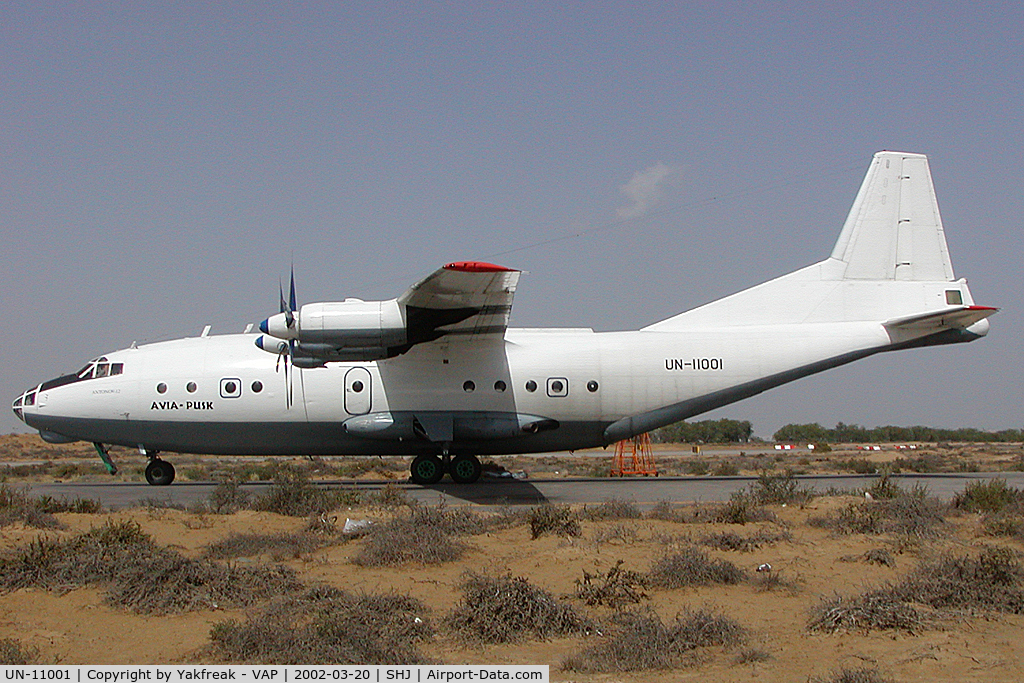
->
16, 316, 915, 456
13, 152, 994, 464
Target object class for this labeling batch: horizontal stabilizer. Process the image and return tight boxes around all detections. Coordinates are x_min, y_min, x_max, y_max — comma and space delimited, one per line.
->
883, 305, 997, 332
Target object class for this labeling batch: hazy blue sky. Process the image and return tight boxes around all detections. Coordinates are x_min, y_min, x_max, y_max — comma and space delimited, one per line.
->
2, 2, 1021, 438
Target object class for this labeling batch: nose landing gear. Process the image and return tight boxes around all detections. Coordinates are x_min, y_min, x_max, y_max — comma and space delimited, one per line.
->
141, 448, 175, 486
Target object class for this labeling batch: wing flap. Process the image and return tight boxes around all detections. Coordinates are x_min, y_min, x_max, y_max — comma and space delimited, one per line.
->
398, 262, 521, 337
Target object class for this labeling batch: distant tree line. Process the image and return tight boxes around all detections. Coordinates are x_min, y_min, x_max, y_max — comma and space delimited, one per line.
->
772, 422, 1024, 444
651, 418, 753, 444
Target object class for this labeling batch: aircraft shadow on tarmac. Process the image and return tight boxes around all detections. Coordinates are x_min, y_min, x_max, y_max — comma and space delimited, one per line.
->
423, 477, 548, 505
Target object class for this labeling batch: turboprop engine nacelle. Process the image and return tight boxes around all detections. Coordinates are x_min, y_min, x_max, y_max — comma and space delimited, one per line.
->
258, 298, 410, 362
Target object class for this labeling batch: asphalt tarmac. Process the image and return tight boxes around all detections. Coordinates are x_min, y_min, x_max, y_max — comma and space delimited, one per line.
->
23, 471, 1024, 510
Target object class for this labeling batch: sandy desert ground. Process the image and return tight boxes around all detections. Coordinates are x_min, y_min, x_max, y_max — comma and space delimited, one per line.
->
2, 435, 1024, 682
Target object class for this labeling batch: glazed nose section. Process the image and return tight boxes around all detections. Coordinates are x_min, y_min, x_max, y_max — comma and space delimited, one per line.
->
12, 386, 37, 423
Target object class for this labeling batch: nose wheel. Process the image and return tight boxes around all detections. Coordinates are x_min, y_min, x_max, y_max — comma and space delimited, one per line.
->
144, 457, 175, 486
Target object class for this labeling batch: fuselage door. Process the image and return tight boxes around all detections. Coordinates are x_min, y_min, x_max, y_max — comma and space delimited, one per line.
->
344, 367, 372, 415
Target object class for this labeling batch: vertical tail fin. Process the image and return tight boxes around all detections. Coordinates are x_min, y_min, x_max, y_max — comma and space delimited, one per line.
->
831, 151, 955, 282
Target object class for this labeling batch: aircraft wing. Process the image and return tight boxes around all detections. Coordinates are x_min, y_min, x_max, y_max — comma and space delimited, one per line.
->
398, 261, 521, 338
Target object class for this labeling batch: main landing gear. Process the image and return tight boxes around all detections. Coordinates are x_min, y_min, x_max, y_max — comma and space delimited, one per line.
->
142, 449, 175, 486
409, 453, 482, 485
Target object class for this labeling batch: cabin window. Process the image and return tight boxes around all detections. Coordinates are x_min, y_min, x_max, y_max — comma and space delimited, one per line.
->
351, 380, 364, 393
547, 377, 568, 397
463, 380, 476, 392
587, 380, 599, 392
186, 382, 197, 393
156, 383, 167, 394
251, 381, 263, 393
525, 380, 537, 392
220, 378, 241, 398
494, 380, 507, 392
946, 290, 963, 305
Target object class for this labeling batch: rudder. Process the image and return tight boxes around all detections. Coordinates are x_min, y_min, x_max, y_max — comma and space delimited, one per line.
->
831, 151, 955, 282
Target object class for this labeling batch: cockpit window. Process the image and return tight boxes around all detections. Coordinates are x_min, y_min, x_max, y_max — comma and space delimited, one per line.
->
43, 357, 123, 392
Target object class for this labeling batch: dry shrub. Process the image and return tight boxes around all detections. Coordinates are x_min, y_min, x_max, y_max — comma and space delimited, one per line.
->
646, 501, 687, 522
203, 530, 333, 561
809, 492, 944, 537
863, 548, 896, 567
369, 482, 412, 509
354, 504, 472, 566
209, 587, 433, 664
811, 667, 894, 683
982, 511, 1024, 539
707, 493, 777, 525
479, 505, 530, 532
733, 647, 772, 664
575, 560, 648, 608
208, 479, 250, 514
0, 484, 62, 529
0, 520, 302, 613
529, 505, 581, 539
953, 478, 1024, 513
809, 591, 930, 634
445, 572, 593, 643
810, 546, 1024, 634
0, 638, 39, 665
250, 472, 354, 517
563, 607, 745, 672
583, 499, 643, 521
863, 473, 906, 500
894, 546, 1024, 613
751, 570, 801, 593
648, 547, 745, 588
747, 471, 813, 505
700, 526, 792, 552
592, 523, 639, 547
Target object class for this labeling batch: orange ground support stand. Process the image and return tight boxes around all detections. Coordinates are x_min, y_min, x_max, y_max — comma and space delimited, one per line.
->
611, 432, 658, 477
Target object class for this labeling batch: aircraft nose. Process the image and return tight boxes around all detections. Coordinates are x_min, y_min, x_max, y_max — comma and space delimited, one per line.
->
12, 387, 35, 423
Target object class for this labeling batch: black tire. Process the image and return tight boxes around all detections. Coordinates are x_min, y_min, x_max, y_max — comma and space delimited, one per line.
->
145, 459, 175, 486
449, 454, 482, 484
410, 454, 444, 485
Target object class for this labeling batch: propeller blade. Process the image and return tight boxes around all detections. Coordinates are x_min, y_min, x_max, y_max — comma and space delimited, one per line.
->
289, 266, 297, 316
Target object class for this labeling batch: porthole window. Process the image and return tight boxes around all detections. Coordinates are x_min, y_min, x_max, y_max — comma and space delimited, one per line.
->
525, 380, 537, 392
220, 378, 241, 399
587, 380, 599, 392
251, 381, 263, 393
547, 377, 569, 397
463, 380, 476, 392
494, 380, 507, 392
186, 382, 197, 393
156, 383, 167, 394
351, 380, 364, 393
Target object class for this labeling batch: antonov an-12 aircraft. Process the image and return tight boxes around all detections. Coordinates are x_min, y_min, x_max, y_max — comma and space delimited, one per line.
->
13, 152, 995, 486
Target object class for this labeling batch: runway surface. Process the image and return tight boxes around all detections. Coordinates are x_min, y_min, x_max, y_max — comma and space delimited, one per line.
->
23, 471, 1024, 509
